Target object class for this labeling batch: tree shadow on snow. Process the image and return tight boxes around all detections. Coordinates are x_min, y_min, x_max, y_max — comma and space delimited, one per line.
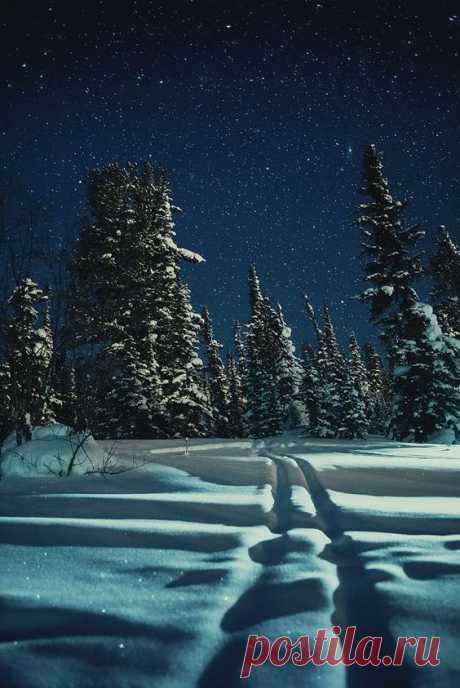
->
166, 568, 229, 588
0, 520, 239, 552
0, 597, 191, 645
220, 574, 328, 633
198, 636, 249, 688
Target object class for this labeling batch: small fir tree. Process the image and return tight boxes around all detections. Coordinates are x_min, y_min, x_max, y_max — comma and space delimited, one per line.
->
227, 355, 246, 438
201, 307, 229, 436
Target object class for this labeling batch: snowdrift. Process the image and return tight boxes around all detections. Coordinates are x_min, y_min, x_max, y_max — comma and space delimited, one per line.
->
0, 424, 105, 478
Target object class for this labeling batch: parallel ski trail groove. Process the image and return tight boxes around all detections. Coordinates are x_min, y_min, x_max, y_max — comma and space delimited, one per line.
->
268, 455, 292, 534
279, 452, 414, 688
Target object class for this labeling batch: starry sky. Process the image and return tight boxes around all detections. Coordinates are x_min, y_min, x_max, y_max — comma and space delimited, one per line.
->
1, 1, 459, 351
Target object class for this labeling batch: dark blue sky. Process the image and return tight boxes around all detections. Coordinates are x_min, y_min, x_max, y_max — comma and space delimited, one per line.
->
1, 1, 459, 351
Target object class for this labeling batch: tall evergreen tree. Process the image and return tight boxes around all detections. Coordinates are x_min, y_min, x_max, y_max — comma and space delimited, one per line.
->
356, 144, 424, 362
362, 342, 389, 432
355, 145, 460, 442
300, 344, 321, 431
227, 320, 248, 437
102, 320, 162, 439
306, 310, 368, 439
430, 226, 460, 337
339, 369, 368, 439
304, 294, 322, 343
271, 303, 302, 428
69, 162, 205, 438
227, 355, 246, 438
245, 306, 280, 437
248, 263, 263, 316
387, 303, 460, 442
311, 308, 345, 438
340, 335, 369, 439
244, 267, 282, 437
233, 320, 246, 379
7, 279, 54, 444
39, 300, 59, 425
349, 334, 370, 410
165, 280, 212, 437
244, 266, 299, 436
201, 307, 229, 436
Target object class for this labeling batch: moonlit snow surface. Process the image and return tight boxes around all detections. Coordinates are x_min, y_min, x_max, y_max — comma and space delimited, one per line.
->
1, 433, 459, 687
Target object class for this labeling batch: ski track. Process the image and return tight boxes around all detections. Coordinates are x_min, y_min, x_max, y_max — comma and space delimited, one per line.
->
274, 452, 410, 688
200, 453, 342, 688
268, 450, 460, 688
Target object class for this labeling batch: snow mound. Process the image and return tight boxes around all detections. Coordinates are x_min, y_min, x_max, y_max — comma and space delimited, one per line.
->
0, 425, 105, 478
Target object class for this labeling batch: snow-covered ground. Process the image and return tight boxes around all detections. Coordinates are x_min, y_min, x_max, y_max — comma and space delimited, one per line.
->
1, 433, 459, 687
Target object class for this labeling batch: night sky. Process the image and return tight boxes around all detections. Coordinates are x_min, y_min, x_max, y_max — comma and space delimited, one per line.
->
2, 1, 459, 351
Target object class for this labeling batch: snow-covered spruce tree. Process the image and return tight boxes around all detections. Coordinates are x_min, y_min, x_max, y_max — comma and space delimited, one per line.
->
232, 320, 248, 432
356, 144, 424, 363
271, 303, 303, 428
357, 146, 460, 441
387, 303, 460, 442
308, 309, 367, 438
304, 294, 322, 343
227, 354, 246, 438
244, 266, 300, 436
248, 263, 263, 317
300, 344, 322, 431
349, 334, 370, 411
39, 300, 59, 425
430, 226, 460, 338
300, 297, 322, 432
69, 162, 205, 438
201, 307, 229, 436
338, 335, 369, 439
165, 279, 212, 437
244, 265, 264, 436
311, 308, 345, 438
70, 163, 160, 437
244, 302, 275, 437
362, 342, 389, 433
69, 163, 130, 346
133, 171, 208, 436
141, 166, 206, 435
244, 266, 282, 437
102, 320, 163, 439
233, 320, 247, 382
6, 279, 55, 444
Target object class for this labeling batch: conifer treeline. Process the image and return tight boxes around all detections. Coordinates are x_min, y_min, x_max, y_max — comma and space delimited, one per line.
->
356, 145, 460, 442
0, 148, 459, 446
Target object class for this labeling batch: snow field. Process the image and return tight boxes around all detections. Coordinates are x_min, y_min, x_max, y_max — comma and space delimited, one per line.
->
0, 434, 459, 686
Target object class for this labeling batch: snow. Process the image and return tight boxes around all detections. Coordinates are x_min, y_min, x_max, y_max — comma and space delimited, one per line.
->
177, 247, 206, 263
163, 236, 205, 264
380, 285, 394, 295
327, 491, 460, 533
0, 432, 459, 686
0, 425, 105, 478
